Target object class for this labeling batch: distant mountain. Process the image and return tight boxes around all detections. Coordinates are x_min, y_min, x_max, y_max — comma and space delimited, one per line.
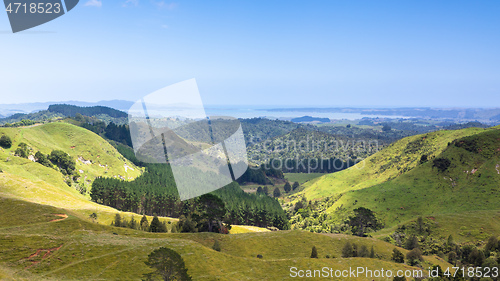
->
291, 116, 330, 123
48, 104, 128, 118
0, 104, 129, 125
0, 100, 133, 118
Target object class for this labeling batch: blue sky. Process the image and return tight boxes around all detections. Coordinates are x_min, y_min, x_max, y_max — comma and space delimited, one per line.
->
0, 0, 499, 107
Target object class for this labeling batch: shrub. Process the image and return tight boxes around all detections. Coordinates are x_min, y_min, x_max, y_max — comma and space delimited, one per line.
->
406, 248, 423, 265
419, 154, 428, 164
391, 248, 404, 263
342, 242, 353, 258
0, 135, 12, 148
49, 150, 76, 175
358, 245, 369, 257
213, 240, 221, 252
432, 157, 451, 172
15, 147, 28, 158
257, 254, 263, 259
35, 151, 52, 167
273, 187, 281, 197
310, 246, 318, 258
283, 182, 291, 193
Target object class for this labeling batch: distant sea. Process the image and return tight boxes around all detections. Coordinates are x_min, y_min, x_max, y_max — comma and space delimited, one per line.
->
204, 106, 406, 120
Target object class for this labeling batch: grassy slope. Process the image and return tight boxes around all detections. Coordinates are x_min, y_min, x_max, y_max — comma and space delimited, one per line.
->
297, 126, 500, 239
0, 197, 449, 281
0, 122, 152, 225
299, 128, 486, 200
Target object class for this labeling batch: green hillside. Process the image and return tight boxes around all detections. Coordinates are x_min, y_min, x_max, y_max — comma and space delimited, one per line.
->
298, 127, 487, 200
0, 197, 449, 281
0, 122, 143, 223
292, 126, 500, 240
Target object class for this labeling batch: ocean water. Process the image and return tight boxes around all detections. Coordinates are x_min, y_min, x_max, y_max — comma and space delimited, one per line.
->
204, 106, 406, 120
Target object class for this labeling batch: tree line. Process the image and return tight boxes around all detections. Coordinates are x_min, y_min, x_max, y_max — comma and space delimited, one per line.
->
90, 164, 289, 230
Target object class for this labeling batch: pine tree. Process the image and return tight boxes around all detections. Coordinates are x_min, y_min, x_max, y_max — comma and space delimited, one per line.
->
292, 182, 300, 190
140, 215, 149, 231
129, 216, 137, 230
311, 246, 318, 258
150, 215, 161, 232
113, 213, 122, 228
369, 246, 375, 258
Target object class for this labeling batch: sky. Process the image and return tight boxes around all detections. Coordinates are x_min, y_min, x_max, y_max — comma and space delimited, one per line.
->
0, 0, 499, 107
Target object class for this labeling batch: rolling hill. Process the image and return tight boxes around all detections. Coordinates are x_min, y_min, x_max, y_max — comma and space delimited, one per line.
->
0, 197, 450, 281
0, 120, 456, 280
290, 125, 500, 241
0, 122, 143, 224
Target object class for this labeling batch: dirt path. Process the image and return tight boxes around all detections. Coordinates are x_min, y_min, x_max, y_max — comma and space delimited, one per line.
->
23, 245, 63, 269
50, 214, 68, 222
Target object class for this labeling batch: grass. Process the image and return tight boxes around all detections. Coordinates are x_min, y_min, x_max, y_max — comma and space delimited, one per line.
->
0, 197, 450, 281
284, 173, 325, 185
293, 126, 500, 241
298, 127, 486, 201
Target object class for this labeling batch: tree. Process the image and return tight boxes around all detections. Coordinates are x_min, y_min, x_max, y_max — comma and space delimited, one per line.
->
393, 276, 406, 281
15, 147, 28, 158
140, 215, 149, 231
468, 248, 485, 266
283, 182, 291, 193
485, 236, 498, 254
0, 135, 12, 149
129, 216, 137, 230
432, 157, 451, 172
342, 242, 353, 258
113, 213, 122, 227
150, 215, 162, 232
348, 207, 382, 237
177, 216, 198, 233
416, 216, 424, 234
391, 248, 404, 263
369, 246, 375, 258
194, 194, 226, 233
406, 248, 423, 266
48, 150, 76, 175
448, 251, 457, 265
263, 186, 269, 196
143, 247, 192, 281
358, 245, 369, 257
382, 124, 391, 132
419, 154, 428, 164
292, 182, 300, 190
256, 186, 263, 194
273, 187, 281, 198
405, 235, 419, 250
35, 151, 51, 167
212, 240, 221, 252
311, 246, 318, 258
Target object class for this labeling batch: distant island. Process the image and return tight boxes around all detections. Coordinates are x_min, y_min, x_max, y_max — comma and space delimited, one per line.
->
291, 116, 330, 123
